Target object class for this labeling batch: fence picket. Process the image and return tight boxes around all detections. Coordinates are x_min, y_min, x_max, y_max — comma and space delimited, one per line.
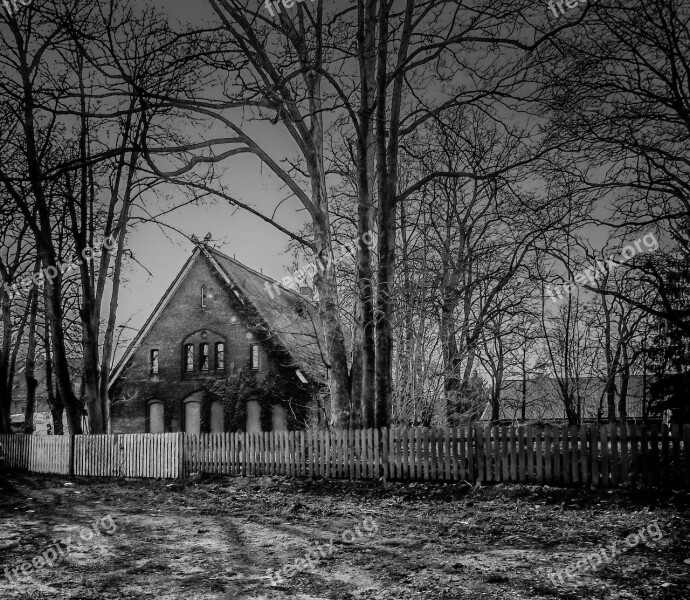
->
671, 425, 681, 489
600, 426, 609, 487
381, 427, 389, 480
512, 425, 535, 482
661, 424, 670, 488
534, 427, 541, 484
683, 425, 690, 490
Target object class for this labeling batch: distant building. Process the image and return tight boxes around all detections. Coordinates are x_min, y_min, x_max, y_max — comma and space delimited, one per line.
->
108, 243, 327, 434
479, 375, 659, 425
9, 358, 80, 434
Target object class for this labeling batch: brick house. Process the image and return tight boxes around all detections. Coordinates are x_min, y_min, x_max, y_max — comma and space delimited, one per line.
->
108, 242, 327, 434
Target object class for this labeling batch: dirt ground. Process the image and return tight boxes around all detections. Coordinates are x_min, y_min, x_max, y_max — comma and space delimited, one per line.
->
0, 472, 688, 600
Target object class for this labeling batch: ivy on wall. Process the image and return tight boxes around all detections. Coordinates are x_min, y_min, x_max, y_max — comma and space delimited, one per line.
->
202, 363, 312, 432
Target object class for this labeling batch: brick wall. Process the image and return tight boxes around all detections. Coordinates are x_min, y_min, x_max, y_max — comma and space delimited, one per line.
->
111, 253, 277, 433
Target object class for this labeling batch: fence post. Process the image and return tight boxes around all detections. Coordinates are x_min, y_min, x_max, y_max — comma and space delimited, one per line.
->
68, 435, 75, 477
178, 432, 185, 480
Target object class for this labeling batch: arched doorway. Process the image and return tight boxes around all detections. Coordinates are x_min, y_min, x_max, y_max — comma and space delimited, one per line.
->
271, 404, 287, 431
210, 401, 224, 433
148, 399, 165, 433
246, 401, 261, 432
182, 391, 204, 435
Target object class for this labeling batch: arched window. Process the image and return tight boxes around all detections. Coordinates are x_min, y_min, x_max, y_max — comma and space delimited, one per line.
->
215, 342, 225, 370
200, 343, 209, 371
182, 330, 226, 377
184, 344, 194, 372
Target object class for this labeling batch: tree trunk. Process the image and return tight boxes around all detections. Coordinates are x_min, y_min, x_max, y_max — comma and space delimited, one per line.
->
23, 286, 39, 434
81, 321, 103, 434
352, 0, 377, 429
0, 284, 12, 434
42, 280, 63, 434
441, 296, 462, 425
312, 209, 351, 428
99, 154, 137, 433
619, 343, 629, 422
521, 350, 527, 422
374, 0, 414, 429
490, 335, 504, 423
45, 276, 83, 434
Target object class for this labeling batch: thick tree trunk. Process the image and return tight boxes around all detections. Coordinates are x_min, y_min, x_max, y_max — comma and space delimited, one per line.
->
0, 285, 12, 434
351, 0, 377, 430
0, 377, 11, 434
441, 298, 462, 425
23, 286, 39, 434
42, 281, 63, 434
373, 0, 414, 429
45, 276, 83, 434
312, 209, 351, 428
521, 351, 527, 422
82, 324, 103, 434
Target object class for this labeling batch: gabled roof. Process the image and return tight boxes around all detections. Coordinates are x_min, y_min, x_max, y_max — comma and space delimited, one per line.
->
204, 246, 327, 382
109, 244, 327, 387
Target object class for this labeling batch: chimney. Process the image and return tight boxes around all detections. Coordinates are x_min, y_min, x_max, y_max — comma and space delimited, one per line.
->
299, 287, 313, 300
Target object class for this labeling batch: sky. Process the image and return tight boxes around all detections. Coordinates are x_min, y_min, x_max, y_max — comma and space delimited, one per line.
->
115, 0, 317, 351
117, 152, 311, 354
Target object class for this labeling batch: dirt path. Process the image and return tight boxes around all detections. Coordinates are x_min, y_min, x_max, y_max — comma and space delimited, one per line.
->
0, 474, 688, 599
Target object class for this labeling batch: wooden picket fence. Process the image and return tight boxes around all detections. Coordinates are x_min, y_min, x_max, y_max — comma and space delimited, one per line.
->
1, 423, 689, 488
73, 434, 182, 478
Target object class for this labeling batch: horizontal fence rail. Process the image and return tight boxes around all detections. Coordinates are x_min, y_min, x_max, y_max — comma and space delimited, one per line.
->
1, 424, 689, 489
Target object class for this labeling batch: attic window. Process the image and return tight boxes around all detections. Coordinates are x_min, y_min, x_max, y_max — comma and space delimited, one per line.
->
201, 285, 206, 308
250, 344, 260, 370
150, 349, 159, 375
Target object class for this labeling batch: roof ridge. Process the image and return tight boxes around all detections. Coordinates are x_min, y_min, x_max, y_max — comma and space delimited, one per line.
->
205, 245, 311, 301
